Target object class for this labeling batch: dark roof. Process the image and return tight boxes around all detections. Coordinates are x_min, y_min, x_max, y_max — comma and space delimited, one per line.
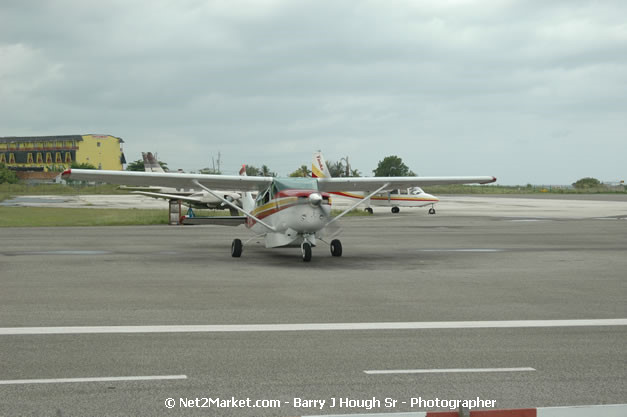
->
0, 135, 124, 143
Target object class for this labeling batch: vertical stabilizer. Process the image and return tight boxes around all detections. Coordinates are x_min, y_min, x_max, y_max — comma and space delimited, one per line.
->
239, 164, 255, 212
312, 151, 332, 178
146, 152, 165, 173
141, 153, 151, 172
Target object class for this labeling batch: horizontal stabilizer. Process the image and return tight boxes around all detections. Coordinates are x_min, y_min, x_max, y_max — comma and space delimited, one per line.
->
181, 216, 246, 226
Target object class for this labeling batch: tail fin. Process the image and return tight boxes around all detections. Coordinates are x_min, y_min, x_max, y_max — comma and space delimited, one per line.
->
141, 152, 151, 172
312, 151, 332, 178
239, 164, 255, 212
146, 152, 165, 173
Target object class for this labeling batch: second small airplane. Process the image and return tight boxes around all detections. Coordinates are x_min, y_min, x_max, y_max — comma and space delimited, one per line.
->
312, 152, 439, 214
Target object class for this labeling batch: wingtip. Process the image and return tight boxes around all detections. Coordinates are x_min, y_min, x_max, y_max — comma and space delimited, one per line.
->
61, 168, 71, 178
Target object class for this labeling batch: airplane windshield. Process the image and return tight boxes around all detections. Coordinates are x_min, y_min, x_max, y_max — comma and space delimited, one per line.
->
273, 178, 319, 191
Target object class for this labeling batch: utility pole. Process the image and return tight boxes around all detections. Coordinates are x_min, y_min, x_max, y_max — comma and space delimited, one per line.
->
340, 156, 350, 177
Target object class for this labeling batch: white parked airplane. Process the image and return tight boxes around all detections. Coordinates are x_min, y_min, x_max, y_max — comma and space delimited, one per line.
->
62, 166, 496, 262
128, 152, 242, 214
312, 152, 439, 214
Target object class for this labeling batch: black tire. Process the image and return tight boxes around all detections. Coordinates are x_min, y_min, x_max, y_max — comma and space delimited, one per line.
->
330, 239, 342, 257
231, 239, 243, 257
428, 207, 436, 215
391, 206, 400, 214
365, 207, 373, 214
301, 242, 312, 262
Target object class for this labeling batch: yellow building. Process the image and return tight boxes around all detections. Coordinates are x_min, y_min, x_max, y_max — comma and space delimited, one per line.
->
0, 134, 126, 171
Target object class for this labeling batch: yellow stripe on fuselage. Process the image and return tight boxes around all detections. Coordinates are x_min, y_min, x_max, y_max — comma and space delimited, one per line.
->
251, 196, 299, 219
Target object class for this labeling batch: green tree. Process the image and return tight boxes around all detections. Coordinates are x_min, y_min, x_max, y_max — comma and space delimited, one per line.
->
260, 165, 277, 177
326, 160, 345, 177
373, 156, 415, 177
71, 162, 97, 169
325, 159, 360, 177
126, 158, 168, 172
245, 165, 261, 176
289, 165, 311, 177
0, 164, 18, 184
246, 165, 276, 177
572, 177, 601, 189
126, 159, 144, 171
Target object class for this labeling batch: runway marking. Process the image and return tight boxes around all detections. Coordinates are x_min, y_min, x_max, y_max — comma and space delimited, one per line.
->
10, 250, 110, 256
0, 375, 187, 385
417, 249, 504, 252
0, 319, 625, 335
364, 367, 536, 375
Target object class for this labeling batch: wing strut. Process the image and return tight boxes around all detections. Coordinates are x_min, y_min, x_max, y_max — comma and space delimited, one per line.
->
191, 180, 277, 232
325, 183, 390, 227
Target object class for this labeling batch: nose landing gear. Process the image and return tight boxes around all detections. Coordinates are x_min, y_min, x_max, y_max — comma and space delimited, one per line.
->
301, 242, 312, 262
428, 204, 436, 215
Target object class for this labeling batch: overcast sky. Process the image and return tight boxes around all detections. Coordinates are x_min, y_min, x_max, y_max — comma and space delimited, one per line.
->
1, 0, 625, 184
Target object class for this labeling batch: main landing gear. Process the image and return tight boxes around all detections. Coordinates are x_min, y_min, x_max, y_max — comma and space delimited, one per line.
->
365, 207, 373, 214
428, 204, 436, 215
231, 238, 343, 262
330, 239, 342, 257
391, 206, 400, 214
231, 239, 243, 257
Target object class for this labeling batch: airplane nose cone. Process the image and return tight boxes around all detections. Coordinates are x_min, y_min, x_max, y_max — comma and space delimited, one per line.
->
308, 192, 323, 207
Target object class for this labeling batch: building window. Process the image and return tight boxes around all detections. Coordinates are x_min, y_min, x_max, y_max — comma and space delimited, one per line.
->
0, 154, 5, 163
27, 153, 34, 164
65, 152, 72, 163
55, 153, 63, 163
8, 153, 15, 164
46, 153, 52, 164
37, 153, 43, 164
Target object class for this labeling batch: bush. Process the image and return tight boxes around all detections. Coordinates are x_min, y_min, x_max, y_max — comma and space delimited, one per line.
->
572, 177, 601, 189
0, 164, 18, 184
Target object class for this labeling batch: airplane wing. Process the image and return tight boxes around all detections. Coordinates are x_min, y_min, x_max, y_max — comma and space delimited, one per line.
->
317, 176, 497, 192
131, 191, 207, 204
63, 169, 273, 192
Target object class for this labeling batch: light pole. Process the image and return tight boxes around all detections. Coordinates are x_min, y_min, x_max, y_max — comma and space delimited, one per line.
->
340, 156, 350, 177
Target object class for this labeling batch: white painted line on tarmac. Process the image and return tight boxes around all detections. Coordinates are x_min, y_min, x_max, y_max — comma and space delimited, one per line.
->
0, 375, 187, 385
417, 249, 504, 252
364, 367, 536, 375
0, 319, 625, 336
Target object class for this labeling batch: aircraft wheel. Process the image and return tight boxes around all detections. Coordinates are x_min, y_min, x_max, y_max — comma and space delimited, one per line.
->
365, 207, 373, 214
330, 239, 342, 257
428, 207, 436, 215
391, 206, 400, 214
231, 239, 243, 257
301, 242, 312, 262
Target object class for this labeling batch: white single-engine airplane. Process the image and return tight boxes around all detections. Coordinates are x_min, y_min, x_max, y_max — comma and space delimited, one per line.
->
127, 152, 243, 215
62, 166, 496, 262
312, 151, 439, 214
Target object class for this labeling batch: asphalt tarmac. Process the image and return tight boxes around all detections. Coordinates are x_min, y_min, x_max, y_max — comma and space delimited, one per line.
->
1, 196, 626, 416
